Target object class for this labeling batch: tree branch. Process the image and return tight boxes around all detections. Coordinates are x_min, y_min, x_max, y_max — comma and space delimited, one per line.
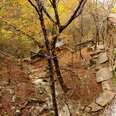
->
75, 0, 87, 17
51, 0, 87, 48
28, 0, 56, 24
60, 0, 87, 33
28, 0, 40, 15
29, 0, 59, 115
42, 6, 56, 24
51, 0, 61, 32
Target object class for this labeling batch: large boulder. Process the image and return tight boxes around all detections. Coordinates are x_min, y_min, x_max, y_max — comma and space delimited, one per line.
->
96, 67, 112, 82
96, 90, 115, 107
108, 13, 116, 26
102, 79, 114, 91
101, 96, 116, 116
97, 45, 105, 50
97, 52, 108, 64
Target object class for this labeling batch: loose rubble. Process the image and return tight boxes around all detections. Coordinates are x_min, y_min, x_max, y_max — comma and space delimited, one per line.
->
84, 45, 116, 114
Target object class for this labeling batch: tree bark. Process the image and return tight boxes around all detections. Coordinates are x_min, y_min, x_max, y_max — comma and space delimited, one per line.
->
52, 51, 69, 93
32, 1, 59, 115
51, 25, 69, 93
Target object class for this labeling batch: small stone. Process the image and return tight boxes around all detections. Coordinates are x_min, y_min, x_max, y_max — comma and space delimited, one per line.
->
55, 39, 65, 48
7, 88, 14, 94
84, 106, 91, 113
31, 68, 39, 73
12, 95, 16, 103
97, 45, 105, 50
31, 71, 47, 79
33, 78, 48, 86
39, 90, 44, 94
15, 109, 21, 116
96, 67, 112, 82
80, 106, 85, 111
96, 90, 115, 107
11, 106, 16, 110
76, 111, 81, 116
22, 57, 31, 62
98, 52, 108, 64
102, 79, 114, 91
88, 102, 103, 112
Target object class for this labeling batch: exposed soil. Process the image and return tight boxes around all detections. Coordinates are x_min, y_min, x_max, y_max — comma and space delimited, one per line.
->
33, 48, 102, 106
59, 48, 102, 106
0, 47, 102, 115
0, 57, 37, 115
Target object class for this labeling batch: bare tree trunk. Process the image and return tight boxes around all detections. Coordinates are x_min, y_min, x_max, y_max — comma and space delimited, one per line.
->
32, 1, 59, 115
52, 51, 69, 92
47, 59, 59, 116
51, 25, 69, 93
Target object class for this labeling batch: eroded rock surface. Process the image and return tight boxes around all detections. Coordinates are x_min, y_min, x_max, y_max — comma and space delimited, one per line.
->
96, 90, 115, 107
96, 67, 112, 82
101, 96, 116, 116
102, 79, 114, 91
88, 102, 103, 112
98, 52, 108, 64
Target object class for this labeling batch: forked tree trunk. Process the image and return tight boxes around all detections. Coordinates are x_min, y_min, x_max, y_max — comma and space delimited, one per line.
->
36, 3, 59, 116
28, 0, 87, 115
51, 25, 69, 93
